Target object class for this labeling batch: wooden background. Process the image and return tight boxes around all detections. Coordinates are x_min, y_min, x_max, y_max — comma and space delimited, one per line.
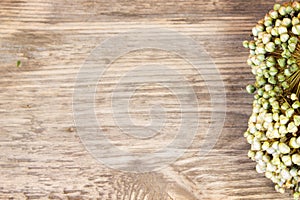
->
0, 0, 292, 199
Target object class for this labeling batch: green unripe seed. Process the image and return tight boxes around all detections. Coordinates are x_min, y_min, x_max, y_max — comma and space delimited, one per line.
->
265, 42, 276, 52
294, 115, 300, 126
289, 36, 298, 44
266, 26, 273, 34
263, 101, 270, 110
281, 102, 290, 111
282, 81, 289, 89
292, 24, 300, 35
249, 41, 256, 49
277, 58, 286, 68
256, 54, 265, 62
274, 38, 281, 45
284, 68, 292, 77
257, 88, 264, 96
257, 77, 267, 86
271, 27, 279, 36
293, 1, 300, 11
246, 84, 256, 94
243, 40, 249, 48
286, 6, 293, 14
256, 24, 264, 32
280, 33, 290, 42
282, 18, 292, 27
289, 43, 297, 52
288, 57, 297, 65
266, 56, 276, 67
268, 77, 276, 85
294, 193, 300, 200
286, 108, 295, 118
248, 150, 255, 159
293, 101, 300, 109
264, 20, 273, 27
277, 73, 285, 82
293, 17, 300, 25
291, 64, 299, 73
265, 84, 273, 92
287, 122, 298, 133
274, 4, 281, 11
279, 6, 287, 16
256, 44, 266, 54
282, 42, 288, 50
269, 67, 278, 76
269, 10, 279, 19
274, 86, 282, 94
282, 49, 292, 58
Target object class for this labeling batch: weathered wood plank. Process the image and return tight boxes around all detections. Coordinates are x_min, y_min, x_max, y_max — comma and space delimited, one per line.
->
0, 0, 292, 199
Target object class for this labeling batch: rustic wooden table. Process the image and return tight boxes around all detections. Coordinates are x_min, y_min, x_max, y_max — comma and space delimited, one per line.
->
0, 0, 292, 199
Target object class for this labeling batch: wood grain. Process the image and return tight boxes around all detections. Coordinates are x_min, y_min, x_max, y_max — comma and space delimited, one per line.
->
0, 0, 292, 199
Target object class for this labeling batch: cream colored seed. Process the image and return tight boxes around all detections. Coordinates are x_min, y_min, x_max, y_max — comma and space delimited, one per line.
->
290, 137, 300, 148
279, 143, 291, 154
280, 115, 289, 125
278, 26, 288, 34
282, 155, 292, 166
281, 168, 292, 180
286, 108, 295, 118
269, 10, 279, 19
294, 115, 300, 126
287, 122, 298, 133
292, 154, 300, 165
280, 33, 290, 43
282, 18, 292, 27
297, 137, 300, 146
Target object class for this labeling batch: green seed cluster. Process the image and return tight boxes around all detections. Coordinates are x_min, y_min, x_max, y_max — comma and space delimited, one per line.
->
244, 2, 300, 199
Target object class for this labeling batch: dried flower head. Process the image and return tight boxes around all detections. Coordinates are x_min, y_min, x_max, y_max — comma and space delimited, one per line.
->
244, 1, 300, 199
